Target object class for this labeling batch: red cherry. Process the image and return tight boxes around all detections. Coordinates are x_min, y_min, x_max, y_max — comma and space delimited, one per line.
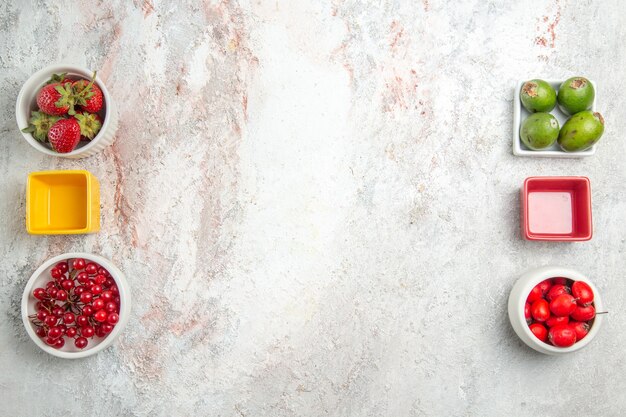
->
54, 337, 65, 349
74, 286, 85, 296
572, 281, 594, 306
552, 277, 568, 285
45, 337, 57, 346
55, 289, 68, 301
33, 288, 47, 300
44, 315, 58, 326
66, 327, 77, 338
36, 310, 48, 321
91, 284, 103, 295
35, 327, 47, 338
570, 321, 590, 341
546, 284, 570, 302
50, 267, 63, 280
102, 324, 114, 333
98, 267, 110, 277
527, 280, 551, 303
105, 302, 117, 313
546, 315, 569, 328
571, 305, 595, 322
75, 337, 88, 349
83, 305, 95, 316
63, 312, 75, 324
107, 313, 119, 325
531, 299, 550, 322
101, 290, 113, 302
72, 258, 86, 270
61, 279, 74, 291
549, 294, 577, 316
56, 261, 69, 274
48, 326, 62, 339
80, 292, 93, 304
548, 325, 577, 347
529, 323, 548, 342
95, 326, 106, 337
76, 272, 89, 284
76, 315, 89, 327
92, 298, 105, 310
524, 302, 532, 324
85, 263, 98, 275
81, 326, 95, 337
95, 274, 106, 285
52, 306, 64, 317
94, 310, 108, 323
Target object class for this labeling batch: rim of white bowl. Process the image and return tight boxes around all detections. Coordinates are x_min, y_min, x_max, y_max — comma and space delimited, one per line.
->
516, 266, 603, 354
21, 252, 131, 359
15, 64, 113, 157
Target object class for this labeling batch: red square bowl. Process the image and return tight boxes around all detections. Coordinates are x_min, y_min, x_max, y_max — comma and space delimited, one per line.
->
521, 177, 592, 241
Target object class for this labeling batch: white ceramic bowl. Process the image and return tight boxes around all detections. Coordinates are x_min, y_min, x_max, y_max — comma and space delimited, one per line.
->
508, 266, 603, 355
21, 253, 131, 359
16, 64, 118, 159
513, 79, 597, 158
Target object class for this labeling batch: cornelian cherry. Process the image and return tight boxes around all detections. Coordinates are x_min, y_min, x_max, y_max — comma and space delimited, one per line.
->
546, 284, 570, 302
75, 337, 88, 349
546, 315, 569, 328
548, 325, 577, 347
94, 310, 108, 322
571, 305, 595, 321
531, 299, 550, 322
549, 294, 577, 316
529, 323, 548, 342
72, 258, 86, 270
571, 281, 594, 306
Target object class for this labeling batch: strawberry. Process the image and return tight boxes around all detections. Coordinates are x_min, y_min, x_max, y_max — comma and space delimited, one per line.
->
36, 83, 76, 116
73, 72, 103, 113
21, 111, 61, 142
46, 72, 73, 87
48, 118, 81, 153
74, 111, 102, 140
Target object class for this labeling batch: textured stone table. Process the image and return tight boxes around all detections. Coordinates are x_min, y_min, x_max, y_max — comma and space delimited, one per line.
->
1, 1, 625, 415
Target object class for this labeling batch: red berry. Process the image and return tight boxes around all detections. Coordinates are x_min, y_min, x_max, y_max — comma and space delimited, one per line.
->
52, 306, 64, 317
102, 324, 114, 333
552, 277, 568, 285
571, 281, 594, 306
105, 301, 117, 313
94, 310, 108, 323
548, 325, 577, 347
75, 337, 88, 349
77, 272, 89, 284
63, 312, 75, 324
546, 284, 570, 302
85, 263, 98, 275
98, 267, 110, 278
92, 298, 105, 310
101, 290, 113, 302
44, 315, 58, 327
570, 321, 591, 341
104, 278, 115, 288
54, 337, 65, 349
33, 288, 47, 300
107, 313, 119, 325
82, 305, 94, 316
76, 315, 89, 327
74, 286, 85, 296
95, 274, 106, 285
61, 279, 74, 291
36, 310, 48, 321
91, 284, 103, 295
45, 337, 57, 346
571, 305, 596, 322
35, 327, 47, 338
72, 258, 86, 270
80, 292, 93, 304
546, 315, 569, 328
73, 78, 104, 113
529, 323, 548, 342
56, 262, 69, 274
66, 327, 77, 338
531, 299, 550, 322
55, 289, 68, 301
47, 288, 58, 299
81, 326, 95, 338
524, 302, 532, 324
48, 326, 62, 339
549, 294, 577, 317
50, 267, 62, 280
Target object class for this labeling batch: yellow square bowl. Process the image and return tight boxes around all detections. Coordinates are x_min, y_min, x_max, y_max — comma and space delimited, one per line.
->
26, 170, 100, 235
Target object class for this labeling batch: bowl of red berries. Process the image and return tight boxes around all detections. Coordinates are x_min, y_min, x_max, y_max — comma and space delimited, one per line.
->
508, 266, 604, 355
21, 253, 130, 358
16, 64, 118, 158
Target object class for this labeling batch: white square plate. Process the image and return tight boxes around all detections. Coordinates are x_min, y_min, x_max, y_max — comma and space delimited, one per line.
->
513, 79, 597, 158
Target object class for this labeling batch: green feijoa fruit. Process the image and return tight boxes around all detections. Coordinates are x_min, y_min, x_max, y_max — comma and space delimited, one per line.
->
520, 79, 557, 113
558, 111, 604, 152
557, 77, 594, 115
520, 112, 560, 150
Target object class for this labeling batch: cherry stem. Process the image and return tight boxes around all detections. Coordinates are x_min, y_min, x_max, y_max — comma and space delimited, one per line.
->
596, 311, 609, 315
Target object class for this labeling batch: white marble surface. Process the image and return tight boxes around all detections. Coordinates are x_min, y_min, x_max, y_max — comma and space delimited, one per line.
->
1, 0, 626, 415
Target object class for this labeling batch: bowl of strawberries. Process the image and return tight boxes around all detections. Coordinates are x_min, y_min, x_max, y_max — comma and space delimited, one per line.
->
21, 253, 131, 358
508, 266, 605, 355
16, 64, 118, 158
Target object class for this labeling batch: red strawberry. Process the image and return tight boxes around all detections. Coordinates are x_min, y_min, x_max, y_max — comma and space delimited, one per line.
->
48, 118, 81, 153
21, 111, 61, 142
36, 83, 75, 116
73, 73, 104, 113
46, 72, 73, 86
74, 111, 103, 140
